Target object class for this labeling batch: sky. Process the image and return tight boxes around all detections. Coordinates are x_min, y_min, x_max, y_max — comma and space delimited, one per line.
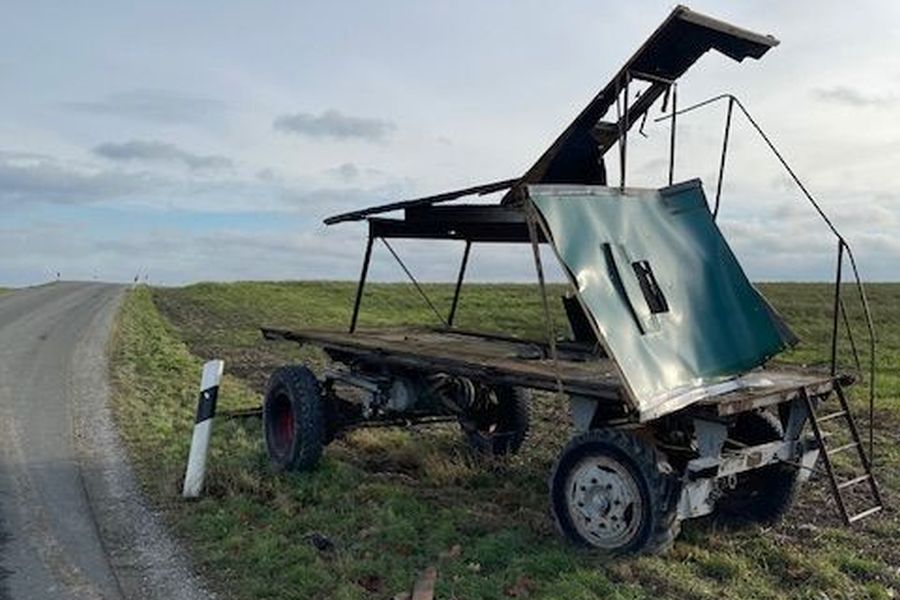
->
2, 0, 899, 286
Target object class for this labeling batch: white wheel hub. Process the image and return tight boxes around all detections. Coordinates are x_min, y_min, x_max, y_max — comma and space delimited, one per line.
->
566, 455, 643, 549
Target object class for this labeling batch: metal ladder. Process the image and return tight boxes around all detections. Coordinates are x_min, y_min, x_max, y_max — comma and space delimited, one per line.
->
803, 381, 883, 525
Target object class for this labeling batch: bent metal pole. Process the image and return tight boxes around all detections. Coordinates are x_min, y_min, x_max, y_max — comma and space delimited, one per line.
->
183, 359, 224, 498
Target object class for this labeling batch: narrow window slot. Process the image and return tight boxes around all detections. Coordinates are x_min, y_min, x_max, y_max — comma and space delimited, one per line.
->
631, 260, 669, 314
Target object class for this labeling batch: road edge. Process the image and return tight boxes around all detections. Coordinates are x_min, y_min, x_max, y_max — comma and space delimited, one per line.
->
71, 286, 214, 600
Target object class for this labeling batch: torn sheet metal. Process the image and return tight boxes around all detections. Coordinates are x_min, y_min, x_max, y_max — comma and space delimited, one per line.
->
529, 180, 796, 419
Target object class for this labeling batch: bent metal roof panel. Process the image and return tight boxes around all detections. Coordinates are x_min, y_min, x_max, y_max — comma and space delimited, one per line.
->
529, 180, 797, 419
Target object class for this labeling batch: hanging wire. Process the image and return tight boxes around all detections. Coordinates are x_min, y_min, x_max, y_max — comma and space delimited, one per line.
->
380, 237, 449, 327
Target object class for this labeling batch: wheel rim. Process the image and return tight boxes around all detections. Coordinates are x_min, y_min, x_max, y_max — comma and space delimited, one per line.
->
471, 389, 508, 435
270, 390, 295, 458
565, 455, 643, 549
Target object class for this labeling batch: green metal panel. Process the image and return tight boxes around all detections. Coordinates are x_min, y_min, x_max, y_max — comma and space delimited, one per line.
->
529, 180, 796, 419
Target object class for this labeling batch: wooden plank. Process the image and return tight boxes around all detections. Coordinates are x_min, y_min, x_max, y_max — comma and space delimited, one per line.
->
263, 327, 624, 400
702, 371, 835, 416
263, 327, 837, 415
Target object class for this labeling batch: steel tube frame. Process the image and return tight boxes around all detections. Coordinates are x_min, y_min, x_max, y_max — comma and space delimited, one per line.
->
668, 83, 678, 186
349, 233, 374, 333
447, 241, 472, 327
830, 240, 844, 376
713, 96, 734, 219
525, 202, 564, 395
655, 92, 879, 465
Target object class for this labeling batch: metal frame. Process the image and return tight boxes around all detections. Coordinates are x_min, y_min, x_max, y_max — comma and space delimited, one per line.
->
349, 234, 374, 333
252, 6, 891, 550
656, 93, 878, 462
448, 241, 471, 327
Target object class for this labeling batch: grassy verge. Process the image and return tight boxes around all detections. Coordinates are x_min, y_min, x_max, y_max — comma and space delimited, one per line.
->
111, 283, 900, 599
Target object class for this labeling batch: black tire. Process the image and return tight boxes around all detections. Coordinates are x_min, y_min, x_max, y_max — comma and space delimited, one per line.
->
550, 428, 680, 555
263, 366, 325, 472
713, 411, 798, 526
459, 385, 529, 456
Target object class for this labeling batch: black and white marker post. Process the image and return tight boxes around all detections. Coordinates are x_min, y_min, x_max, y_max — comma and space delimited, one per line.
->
182, 359, 224, 498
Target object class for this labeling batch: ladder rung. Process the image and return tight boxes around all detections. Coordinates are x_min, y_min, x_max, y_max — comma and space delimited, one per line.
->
847, 505, 883, 524
817, 410, 847, 423
837, 474, 871, 490
827, 441, 859, 455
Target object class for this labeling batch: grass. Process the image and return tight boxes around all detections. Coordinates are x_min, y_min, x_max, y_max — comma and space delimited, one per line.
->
110, 282, 900, 599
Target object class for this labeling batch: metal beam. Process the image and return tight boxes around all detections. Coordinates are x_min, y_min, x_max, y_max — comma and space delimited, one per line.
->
324, 178, 518, 225
448, 241, 471, 327
349, 234, 374, 333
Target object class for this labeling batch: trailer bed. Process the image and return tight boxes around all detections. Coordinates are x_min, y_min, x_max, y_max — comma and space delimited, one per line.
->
264, 327, 624, 400
262, 327, 840, 417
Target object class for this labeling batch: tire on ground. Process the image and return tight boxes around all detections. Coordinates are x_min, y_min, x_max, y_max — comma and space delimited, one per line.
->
460, 385, 529, 456
713, 410, 798, 526
263, 365, 325, 472
550, 428, 680, 555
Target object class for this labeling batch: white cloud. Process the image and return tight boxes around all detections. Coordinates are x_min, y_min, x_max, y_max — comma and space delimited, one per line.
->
93, 140, 233, 171
273, 110, 396, 143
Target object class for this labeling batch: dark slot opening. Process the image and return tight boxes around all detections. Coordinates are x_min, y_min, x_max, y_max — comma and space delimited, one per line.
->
561, 293, 598, 344
631, 260, 669, 314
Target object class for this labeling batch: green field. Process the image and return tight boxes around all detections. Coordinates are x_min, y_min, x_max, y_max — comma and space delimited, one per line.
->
111, 282, 900, 599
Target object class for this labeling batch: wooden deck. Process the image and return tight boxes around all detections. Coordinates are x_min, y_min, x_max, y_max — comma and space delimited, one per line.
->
262, 327, 840, 418
262, 327, 625, 401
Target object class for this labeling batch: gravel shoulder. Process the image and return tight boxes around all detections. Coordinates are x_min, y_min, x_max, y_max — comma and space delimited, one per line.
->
0, 283, 211, 600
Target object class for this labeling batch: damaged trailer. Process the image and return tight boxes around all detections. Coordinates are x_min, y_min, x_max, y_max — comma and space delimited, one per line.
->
260, 5, 883, 554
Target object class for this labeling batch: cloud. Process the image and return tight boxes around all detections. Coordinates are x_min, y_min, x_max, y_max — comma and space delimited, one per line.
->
93, 140, 233, 171
0, 150, 408, 216
812, 86, 899, 108
0, 154, 158, 206
328, 162, 360, 181
273, 109, 396, 142
65, 89, 226, 123
0, 218, 547, 287
256, 168, 278, 181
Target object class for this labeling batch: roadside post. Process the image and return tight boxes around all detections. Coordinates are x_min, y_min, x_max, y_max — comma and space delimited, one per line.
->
182, 359, 224, 498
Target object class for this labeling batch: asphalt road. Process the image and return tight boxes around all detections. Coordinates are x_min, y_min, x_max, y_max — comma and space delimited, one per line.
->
0, 283, 210, 600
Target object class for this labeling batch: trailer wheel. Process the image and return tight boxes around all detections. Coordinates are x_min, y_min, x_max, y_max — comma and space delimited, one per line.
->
263, 366, 325, 472
460, 385, 529, 456
550, 429, 680, 555
714, 411, 798, 525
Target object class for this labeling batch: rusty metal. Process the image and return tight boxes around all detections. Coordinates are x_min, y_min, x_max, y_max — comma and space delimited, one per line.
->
349, 234, 374, 333
219, 406, 263, 419
802, 387, 850, 524
803, 381, 884, 525
713, 96, 734, 218
325, 178, 518, 225
257, 7, 890, 544
844, 246, 877, 462
830, 240, 845, 377
668, 83, 677, 186
447, 240, 471, 327
513, 6, 777, 191
617, 73, 631, 189
526, 202, 564, 395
